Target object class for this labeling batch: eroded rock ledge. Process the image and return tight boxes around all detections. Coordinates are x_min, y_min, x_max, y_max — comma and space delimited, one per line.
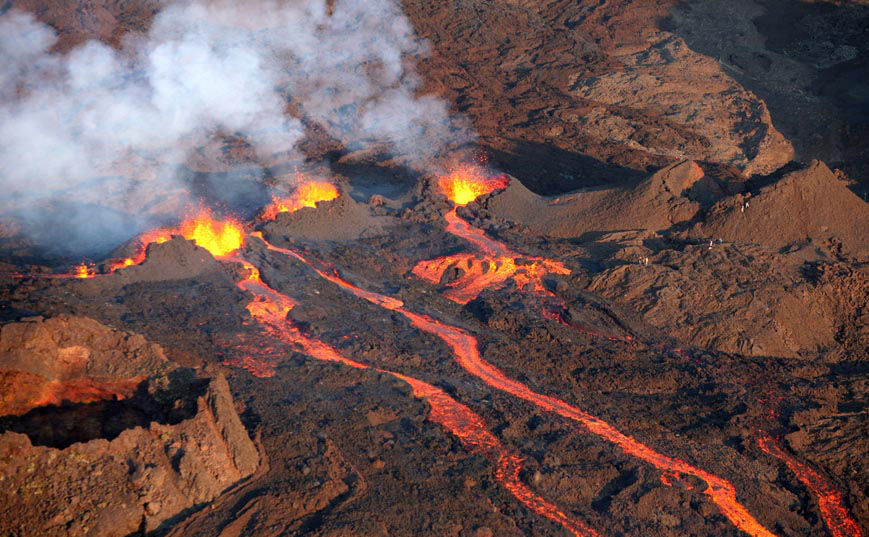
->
0, 315, 258, 536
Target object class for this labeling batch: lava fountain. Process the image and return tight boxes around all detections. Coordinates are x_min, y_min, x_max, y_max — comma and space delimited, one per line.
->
108, 209, 244, 272
438, 165, 509, 207
74, 263, 96, 279
262, 181, 339, 221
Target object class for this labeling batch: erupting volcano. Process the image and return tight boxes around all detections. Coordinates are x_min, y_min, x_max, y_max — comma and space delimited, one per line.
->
1, 2, 866, 537
107, 209, 244, 272
438, 165, 510, 206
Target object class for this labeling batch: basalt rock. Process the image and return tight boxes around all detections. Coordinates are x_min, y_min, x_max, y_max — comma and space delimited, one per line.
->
0, 315, 258, 536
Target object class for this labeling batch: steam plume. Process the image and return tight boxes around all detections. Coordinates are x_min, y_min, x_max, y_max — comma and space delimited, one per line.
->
0, 0, 470, 256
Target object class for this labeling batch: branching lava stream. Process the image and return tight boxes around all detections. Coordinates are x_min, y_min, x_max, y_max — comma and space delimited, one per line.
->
253, 234, 783, 537
412, 167, 570, 304
426, 166, 861, 537
223, 252, 600, 537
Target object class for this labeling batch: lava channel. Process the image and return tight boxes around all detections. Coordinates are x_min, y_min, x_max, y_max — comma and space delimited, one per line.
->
222, 251, 600, 537
412, 166, 571, 305
256, 236, 783, 537
757, 435, 862, 537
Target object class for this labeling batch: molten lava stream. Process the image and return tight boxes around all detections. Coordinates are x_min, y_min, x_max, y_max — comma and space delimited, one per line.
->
393, 372, 600, 537
412, 167, 572, 306
225, 253, 598, 537
255, 237, 782, 537
757, 435, 862, 537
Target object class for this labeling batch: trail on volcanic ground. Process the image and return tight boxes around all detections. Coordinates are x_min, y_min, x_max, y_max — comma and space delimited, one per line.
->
222, 254, 600, 537
255, 236, 782, 537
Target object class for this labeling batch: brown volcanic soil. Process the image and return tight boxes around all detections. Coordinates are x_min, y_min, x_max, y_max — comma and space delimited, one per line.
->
12, 0, 867, 194
1, 2, 869, 537
687, 160, 869, 258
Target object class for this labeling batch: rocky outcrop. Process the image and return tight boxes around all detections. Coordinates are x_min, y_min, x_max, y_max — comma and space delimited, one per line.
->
689, 160, 869, 259
483, 161, 721, 238
0, 315, 258, 536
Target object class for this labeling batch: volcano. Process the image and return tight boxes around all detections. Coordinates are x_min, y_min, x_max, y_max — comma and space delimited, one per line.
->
1, 2, 867, 537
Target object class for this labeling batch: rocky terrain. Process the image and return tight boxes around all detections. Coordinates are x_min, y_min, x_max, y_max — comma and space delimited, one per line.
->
0, 1, 867, 537
0, 315, 259, 536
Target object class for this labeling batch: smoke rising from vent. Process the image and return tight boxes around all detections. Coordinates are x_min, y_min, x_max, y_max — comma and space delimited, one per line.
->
0, 0, 471, 256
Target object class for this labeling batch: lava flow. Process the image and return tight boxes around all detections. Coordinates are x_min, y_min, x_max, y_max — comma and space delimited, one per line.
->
413, 167, 570, 303
223, 249, 599, 537
757, 434, 862, 537
257, 236, 782, 537
261, 181, 339, 221
430, 167, 856, 536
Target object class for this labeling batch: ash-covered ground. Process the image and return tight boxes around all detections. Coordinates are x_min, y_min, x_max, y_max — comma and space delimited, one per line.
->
0, 2, 867, 537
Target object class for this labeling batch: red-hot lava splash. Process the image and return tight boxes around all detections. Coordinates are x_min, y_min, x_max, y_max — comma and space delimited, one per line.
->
437, 165, 509, 207
413, 167, 570, 304
256, 236, 783, 537
74, 263, 96, 279
221, 250, 599, 537
261, 181, 339, 221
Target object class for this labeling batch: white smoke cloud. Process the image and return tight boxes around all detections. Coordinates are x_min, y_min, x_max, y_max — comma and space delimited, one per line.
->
0, 0, 470, 256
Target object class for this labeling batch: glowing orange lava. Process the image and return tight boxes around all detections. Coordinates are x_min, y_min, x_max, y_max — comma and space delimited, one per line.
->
413, 252, 570, 304
262, 181, 339, 220
31, 377, 143, 410
259, 236, 782, 537
177, 209, 244, 257
395, 372, 600, 537
758, 434, 863, 537
413, 168, 571, 304
108, 229, 172, 272
438, 166, 509, 206
223, 247, 598, 536
412, 207, 570, 304
74, 263, 95, 279
107, 210, 242, 272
